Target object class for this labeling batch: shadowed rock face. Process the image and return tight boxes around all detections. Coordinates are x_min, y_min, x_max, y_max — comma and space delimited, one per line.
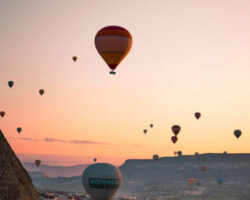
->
0, 129, 40, 200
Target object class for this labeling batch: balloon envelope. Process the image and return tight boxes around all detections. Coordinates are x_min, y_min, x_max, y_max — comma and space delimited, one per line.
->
0, 111, 5, 118
152, 154, 159, 161
194, 112, 201, 119
234, 129, 241, 138
150, 124, 154, 128
82, 163, 122, 200
172, 125, 181, 135
94, 158, 97, 162
73, 56, 77, 62
39, 89, 45, 96
143, 129, 147, 134
171, 136, 178, 144
8, 81, 14, 88
17, 127, 22, 134
35, 160, 41, 167
95, 26, 132, 74
177, 151, 182, 156
188, 178, 195, 185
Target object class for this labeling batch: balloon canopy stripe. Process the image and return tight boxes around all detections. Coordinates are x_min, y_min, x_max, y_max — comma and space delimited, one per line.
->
95, 36, 131, 53
96, 26, 132, 38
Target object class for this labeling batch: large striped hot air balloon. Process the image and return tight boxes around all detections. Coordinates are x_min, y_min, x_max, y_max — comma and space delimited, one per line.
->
95, 26, 132, 74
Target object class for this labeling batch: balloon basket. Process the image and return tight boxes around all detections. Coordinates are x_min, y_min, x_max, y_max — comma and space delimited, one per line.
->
110, 71, 116, 75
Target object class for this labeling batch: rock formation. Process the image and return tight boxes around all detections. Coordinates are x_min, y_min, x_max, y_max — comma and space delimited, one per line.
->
0, 129, 41, 200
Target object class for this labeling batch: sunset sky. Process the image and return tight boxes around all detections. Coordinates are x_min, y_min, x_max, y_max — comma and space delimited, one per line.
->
1, 0, 250, 166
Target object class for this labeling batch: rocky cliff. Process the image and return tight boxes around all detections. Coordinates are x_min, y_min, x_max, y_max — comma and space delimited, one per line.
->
0, 129, 40, 200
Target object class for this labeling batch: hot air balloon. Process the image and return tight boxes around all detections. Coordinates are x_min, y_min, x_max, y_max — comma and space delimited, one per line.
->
194, 112, 201, 120
94, 158, 97, 162
8, 81, 14, 88
0, 111, 5, 118
39, 89, 45, 96
171, 136, 178, 144
35, 160, 41, 167
150, 124, 154, 128
143, 129, 147, 134
152, 154, 159, 161
95, 26, 132, 75
177, 151, 182, 157
188, 178, 195, 185
174, 151, 177, 156
82, 163, 122, 200
72, 56, 77, 62
172, 125, 181, 136
17, 127, 22, 134
200, 166, 207, 173
234, 129, 241, 138
217, 177, 224, 186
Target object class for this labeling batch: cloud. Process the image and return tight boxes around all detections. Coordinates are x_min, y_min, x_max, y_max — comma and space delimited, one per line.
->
20, 137, 40, 141
44, 138, 108, 145
44, 138, 66, 143
69, 140, 108, 145
9, 137, 109, 145
8, 137, 40, 142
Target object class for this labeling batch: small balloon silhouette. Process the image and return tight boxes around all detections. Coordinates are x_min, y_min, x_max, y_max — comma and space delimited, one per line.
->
17, 127, 22, 134
234, 129, 241, 138
39, 89, 45, 96
172, 125, 181, 136
8, 81, 14, 88
171, 136, 178, 144
0, 111, 5, 118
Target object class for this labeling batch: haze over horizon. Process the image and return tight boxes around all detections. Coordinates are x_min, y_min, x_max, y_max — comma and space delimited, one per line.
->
1, 0, 250, 166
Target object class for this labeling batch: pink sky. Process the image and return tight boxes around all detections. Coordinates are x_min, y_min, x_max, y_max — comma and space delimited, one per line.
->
1, 0, 250, 166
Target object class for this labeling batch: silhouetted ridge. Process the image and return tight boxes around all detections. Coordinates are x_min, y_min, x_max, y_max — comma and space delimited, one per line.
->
0, 129, 40, 200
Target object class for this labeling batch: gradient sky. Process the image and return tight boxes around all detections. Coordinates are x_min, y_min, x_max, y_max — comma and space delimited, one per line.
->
1, 0, 250, 166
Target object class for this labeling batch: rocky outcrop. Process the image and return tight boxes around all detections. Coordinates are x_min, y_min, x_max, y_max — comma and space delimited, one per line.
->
0, 129, 41, 200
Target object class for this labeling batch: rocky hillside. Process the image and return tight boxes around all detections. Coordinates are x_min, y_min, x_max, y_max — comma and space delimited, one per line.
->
0, 129, 40, 200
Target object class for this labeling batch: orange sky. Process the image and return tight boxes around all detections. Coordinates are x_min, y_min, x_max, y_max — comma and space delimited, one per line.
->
1, 0, 250, 166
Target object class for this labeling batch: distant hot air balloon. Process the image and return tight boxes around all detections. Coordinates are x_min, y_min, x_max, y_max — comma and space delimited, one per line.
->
174, 151, 177, 156
8, 81, 14, 88
72, 56, 77, 62
194, 112, 201, 120
82, 163, 122, 200
188, 178, 195, 185
217, 177, 224, 186
177, 151, 182, 157
171, 136, 178, 144
143, 129, 147, 134
152, 154, 159, 161
35, 160, 41, 167
95, 26, 132, 74
39, 89, 45, 96
0, 111, 5, 118
150, 124, 154, 128
234, 129, 241, 138
17, 127, 22, 134
200, 166, 207, 173
172, 125, 181, 136
94, 158, 97, 162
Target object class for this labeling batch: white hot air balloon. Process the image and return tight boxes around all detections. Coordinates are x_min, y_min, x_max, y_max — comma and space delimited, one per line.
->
82, 163, 122, 200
